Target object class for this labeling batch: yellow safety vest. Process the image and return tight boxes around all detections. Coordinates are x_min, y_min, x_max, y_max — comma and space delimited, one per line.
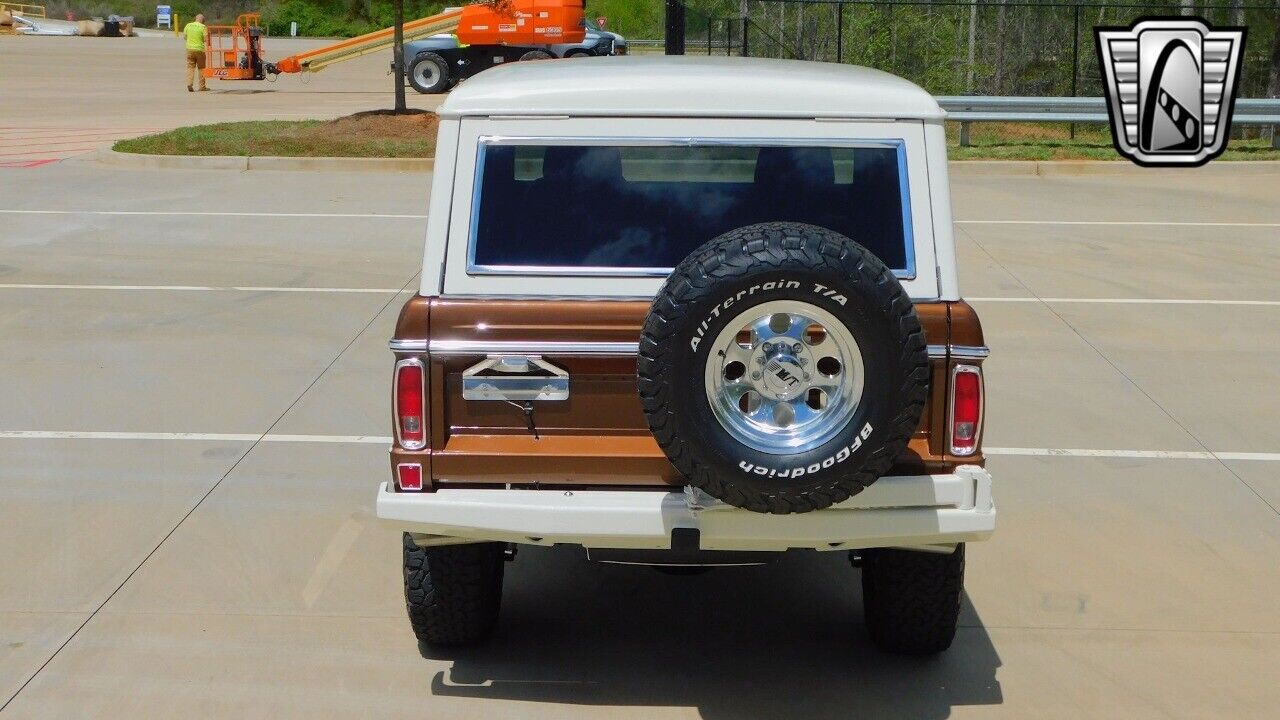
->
184, 21, 206, 51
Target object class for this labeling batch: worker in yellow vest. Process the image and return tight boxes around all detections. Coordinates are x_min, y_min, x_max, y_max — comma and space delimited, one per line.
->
184, 13, 208, 92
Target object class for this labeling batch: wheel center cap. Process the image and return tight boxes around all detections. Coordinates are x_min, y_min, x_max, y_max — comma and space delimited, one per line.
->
761, 356, 805, 400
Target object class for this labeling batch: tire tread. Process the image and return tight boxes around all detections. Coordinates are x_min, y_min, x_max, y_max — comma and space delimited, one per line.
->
638, 222, 928, 514
402, 534, 504, 646
861, 545, 965, 655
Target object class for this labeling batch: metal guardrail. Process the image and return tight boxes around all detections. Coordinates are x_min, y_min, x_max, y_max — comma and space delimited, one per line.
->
938, 96, 1280, 123
937, 96, 1280, 147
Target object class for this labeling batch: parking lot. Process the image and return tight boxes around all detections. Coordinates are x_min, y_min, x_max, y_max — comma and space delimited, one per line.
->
3, 33, 1280, 720
1, 35, 442, 166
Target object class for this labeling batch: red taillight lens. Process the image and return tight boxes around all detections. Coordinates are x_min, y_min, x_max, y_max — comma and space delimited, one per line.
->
397, 463, 423, 491
950, 364, 983, 456
395, 359, 425, 450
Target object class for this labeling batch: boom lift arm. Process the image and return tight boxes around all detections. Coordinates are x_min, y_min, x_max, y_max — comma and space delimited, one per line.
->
267, 1, 585, 76
269, 8, 464, 74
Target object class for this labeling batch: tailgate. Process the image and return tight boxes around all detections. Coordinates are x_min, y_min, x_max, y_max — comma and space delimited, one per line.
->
392, 296, 969, 490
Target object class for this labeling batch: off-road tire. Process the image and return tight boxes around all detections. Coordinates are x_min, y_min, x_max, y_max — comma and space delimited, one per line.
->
402, 534, 504, 646
861, 545, 965, 655
407, 52, 450, 94
637, 222, 928, 514
519, 49, 553, 61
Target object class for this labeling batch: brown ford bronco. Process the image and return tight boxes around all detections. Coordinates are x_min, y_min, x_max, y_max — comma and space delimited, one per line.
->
378, 56, 994, 655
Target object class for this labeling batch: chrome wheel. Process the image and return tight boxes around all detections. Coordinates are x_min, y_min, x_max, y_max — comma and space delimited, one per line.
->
703, 300, 864, 454
413, 62, 439, 87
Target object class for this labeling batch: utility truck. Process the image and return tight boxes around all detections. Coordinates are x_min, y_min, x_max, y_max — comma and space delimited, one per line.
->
202, 1, 587, 84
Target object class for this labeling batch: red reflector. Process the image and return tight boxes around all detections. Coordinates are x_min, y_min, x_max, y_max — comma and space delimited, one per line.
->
395, 360, 425, 449
950, 365, 983, 456
397, 463, 423, 491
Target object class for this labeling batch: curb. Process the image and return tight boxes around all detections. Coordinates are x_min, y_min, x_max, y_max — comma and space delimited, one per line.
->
949, 159, 1280, 177
95, 148, 434, 173
94, 148, 1273, 177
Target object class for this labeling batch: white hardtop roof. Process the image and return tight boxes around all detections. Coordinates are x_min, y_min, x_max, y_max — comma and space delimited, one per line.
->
438, 56, 943, 121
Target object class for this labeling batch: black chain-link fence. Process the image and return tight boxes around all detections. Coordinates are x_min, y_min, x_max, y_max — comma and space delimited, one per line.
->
667, 0, 1278, 155
680, 1, 1275, 96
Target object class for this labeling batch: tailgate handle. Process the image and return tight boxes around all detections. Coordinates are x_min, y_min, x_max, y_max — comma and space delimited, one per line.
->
462, 355, 569, 401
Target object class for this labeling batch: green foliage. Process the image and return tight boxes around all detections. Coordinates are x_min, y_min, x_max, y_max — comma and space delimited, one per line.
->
42, 0, 1280, 99
44, 0, 452, 36
735, 0, 1279, 97
260, 0, 450, 37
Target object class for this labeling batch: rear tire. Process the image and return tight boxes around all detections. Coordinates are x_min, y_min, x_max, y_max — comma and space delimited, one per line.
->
407, 52, 450, 94
861, 545, 965, 655
402, 534, 504, 646
519, 49, 553, 61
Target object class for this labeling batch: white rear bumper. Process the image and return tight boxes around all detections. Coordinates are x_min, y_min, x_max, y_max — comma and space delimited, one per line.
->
377, 466, 994, 552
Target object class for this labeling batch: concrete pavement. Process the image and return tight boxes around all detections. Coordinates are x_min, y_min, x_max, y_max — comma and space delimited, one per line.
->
0, 156, 1277, 718
1, 34, 444, 165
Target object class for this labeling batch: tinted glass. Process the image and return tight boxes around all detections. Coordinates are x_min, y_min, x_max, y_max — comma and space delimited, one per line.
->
471, 143, 911, 273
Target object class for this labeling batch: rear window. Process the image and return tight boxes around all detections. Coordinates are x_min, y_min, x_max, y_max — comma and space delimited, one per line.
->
469, 141, 914, 276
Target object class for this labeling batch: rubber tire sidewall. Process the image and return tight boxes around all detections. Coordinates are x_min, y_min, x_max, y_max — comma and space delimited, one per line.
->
639, 222, 928, 513
407, 52, 450, 94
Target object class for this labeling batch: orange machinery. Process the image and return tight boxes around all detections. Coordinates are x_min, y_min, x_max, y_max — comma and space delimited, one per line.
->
453, 0, 586, 46
203, 13, 268, 81
195, 1, 584, 81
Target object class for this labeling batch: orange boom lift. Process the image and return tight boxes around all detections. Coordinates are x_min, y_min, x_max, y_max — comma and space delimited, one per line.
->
203, 1, 584, 82
204, 13, 268, 80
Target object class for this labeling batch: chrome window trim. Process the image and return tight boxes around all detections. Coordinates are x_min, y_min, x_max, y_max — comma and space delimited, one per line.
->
948, 363, 984, 457
476, 135, 909, 148
466, 264, 676, 278
393, 357, 427, 451
465, 135, 917, 280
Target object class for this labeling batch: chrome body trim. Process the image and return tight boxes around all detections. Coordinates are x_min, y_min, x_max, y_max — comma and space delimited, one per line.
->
390, 339, 429, 353
465, 136, 917, 281
393, 357, 427, 451
926, 344, 991, 360
430, 339, 640, 356
407, 339, 988, 359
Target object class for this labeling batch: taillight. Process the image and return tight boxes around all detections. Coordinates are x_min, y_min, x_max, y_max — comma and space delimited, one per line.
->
950, 364, 983, 456
397, 463, 423, 491
395, 358, 425, 450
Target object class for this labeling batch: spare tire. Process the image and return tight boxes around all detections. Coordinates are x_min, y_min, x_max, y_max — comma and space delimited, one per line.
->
638, 222, 928, 514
